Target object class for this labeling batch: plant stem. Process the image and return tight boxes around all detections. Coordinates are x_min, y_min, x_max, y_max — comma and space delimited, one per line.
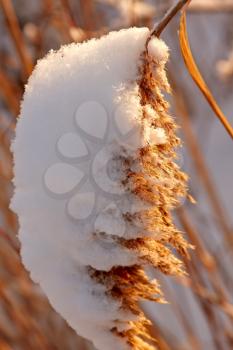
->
150, 0, 191, 38
0, 0, 33, 79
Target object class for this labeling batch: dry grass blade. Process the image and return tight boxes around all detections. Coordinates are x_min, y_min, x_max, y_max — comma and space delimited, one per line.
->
179, 11, 233, 139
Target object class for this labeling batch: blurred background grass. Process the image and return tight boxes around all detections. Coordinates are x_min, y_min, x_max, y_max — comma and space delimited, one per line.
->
0, 1, 233, 349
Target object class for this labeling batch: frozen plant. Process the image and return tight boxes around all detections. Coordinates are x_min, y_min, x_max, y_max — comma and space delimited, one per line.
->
11, 27, 189, 350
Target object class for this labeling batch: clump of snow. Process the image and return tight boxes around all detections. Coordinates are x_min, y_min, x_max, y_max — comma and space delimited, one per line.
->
144, 104, 159, 120
149, 127, 167, 145
11, 27, 151, 350
147, 36, 169, 63
11, 27, 171, 350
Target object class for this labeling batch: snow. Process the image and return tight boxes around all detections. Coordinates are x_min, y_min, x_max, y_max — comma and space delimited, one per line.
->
11, 27, 152, 350
94, 202, 126, 237
57, 132, 89, 158
149, 127, 167, 145
147, 37, 169, 63
144, 104, 159, 120
44, 163, 84, 195
67, 192, 95, 220
75, 101, 108, 139
11, 27, 170, 349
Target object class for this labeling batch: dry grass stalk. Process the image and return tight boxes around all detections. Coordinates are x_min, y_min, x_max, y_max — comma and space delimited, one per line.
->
0, 0, 33, 79
0, 70, 20, 116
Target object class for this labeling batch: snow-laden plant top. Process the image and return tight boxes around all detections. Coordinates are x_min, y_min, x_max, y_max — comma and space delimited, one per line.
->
11, 28, 189, 350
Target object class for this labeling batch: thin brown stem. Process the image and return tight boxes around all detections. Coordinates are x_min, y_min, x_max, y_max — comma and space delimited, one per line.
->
0, 69, 21, 116
150, 0, 191, 38
0, 0, 33, 79
60, 0, 76, 26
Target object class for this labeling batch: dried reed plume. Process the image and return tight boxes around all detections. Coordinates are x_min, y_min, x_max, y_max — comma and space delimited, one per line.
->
89, 34, 190, 349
